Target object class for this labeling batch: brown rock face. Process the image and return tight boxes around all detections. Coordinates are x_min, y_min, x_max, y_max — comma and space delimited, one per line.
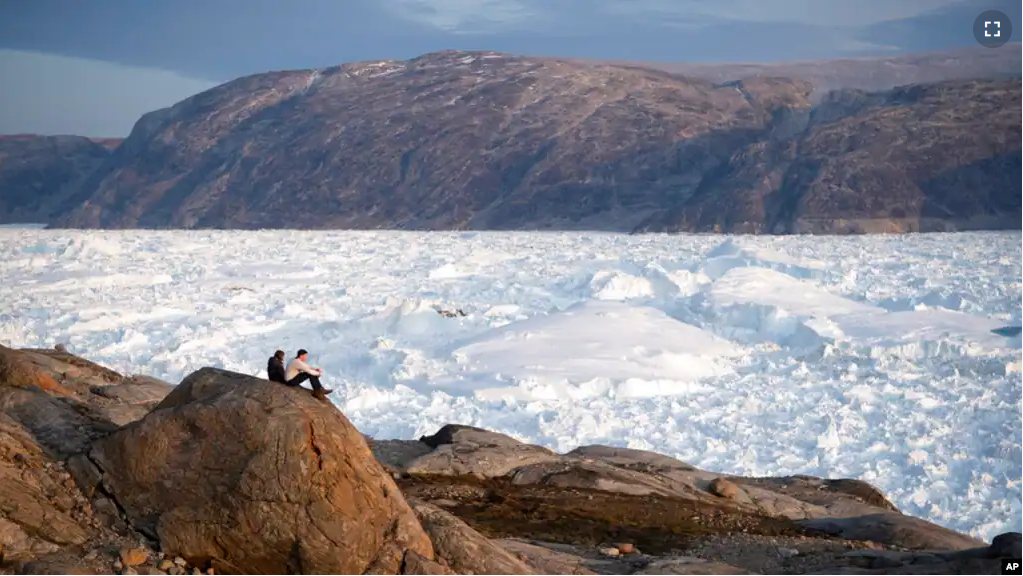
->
493, 539, 602, 575
0, 346, 171, 459
0, 345, 69, 396
398, 549, 455, 575
0, 346, 172, 570
50, 49, 1020, 234
381, 427, 890, 523
409, 499, 536, 575
89, 367, 435, 575
0, 134, 116, 225
408, 424, 560, 478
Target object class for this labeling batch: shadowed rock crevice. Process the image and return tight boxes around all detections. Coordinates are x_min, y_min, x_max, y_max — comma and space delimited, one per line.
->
80, 449, 155, 543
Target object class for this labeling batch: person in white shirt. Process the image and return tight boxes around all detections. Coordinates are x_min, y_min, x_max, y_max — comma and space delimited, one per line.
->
285, 349, 332, 396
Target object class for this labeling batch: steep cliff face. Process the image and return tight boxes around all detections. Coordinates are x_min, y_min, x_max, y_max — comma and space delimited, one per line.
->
636, 79, 1021, 234
0, 135, 117, 225
48, 51, 1021, 233
55, 52, 814, 231
785, 80, 1021, 233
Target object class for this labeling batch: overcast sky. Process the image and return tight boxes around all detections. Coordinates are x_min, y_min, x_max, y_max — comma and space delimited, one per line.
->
0, 0, 1018, 136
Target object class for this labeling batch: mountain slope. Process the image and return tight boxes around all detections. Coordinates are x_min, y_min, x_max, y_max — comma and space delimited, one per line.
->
53, 50, 1021, 233
56, 52, 814, 231
0, 135, 117, 225
636, 79, 1022, 233
600, 44, 1022, 100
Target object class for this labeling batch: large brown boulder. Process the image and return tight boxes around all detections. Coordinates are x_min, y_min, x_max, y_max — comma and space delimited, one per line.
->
89, 367, 435, 574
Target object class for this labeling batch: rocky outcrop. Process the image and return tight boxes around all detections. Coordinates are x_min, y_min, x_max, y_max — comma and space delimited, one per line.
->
0, 345, 173, 572
409, 500, 536, 574
48, 49, 1019, 234
89, 367, 435, 574
373, 428, 896, 522
0, 346, 172, 458
1, 350, 445, 575
566, 444, 698, 472
1, 346, 1018, 575
375, 424, 1015, 574
0, 414, 90, 562
406, 424, 560, 478
0, 135, 116, 225
634, 557, 751, 575
0, 344, 173, 464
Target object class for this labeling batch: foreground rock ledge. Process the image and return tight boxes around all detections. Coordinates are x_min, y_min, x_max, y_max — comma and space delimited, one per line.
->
89, 367, 435, 574
2, 348, 1020, 575
0, 345, 176, 569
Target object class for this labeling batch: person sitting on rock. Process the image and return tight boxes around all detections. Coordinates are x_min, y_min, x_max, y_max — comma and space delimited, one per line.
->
285, 349, 333, 396
267, 350, 287, 384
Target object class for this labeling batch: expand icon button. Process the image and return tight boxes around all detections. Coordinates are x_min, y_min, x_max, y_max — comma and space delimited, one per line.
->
974, 10, 1013, 48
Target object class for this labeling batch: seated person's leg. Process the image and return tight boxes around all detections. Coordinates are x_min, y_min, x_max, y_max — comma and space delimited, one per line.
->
286, 372, 310, 387
308, 375, 333, 395
308, 375, 324, 391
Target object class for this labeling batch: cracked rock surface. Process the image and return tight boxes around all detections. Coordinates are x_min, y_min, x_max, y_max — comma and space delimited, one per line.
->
89, 367, 435, 574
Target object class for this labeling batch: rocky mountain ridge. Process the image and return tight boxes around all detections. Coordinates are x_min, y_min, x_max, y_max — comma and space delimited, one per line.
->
587, 44, 1022, 100
0, 343, 1019, 574
2, 47, 1020, 233
0, 135, 118, 225
635, 78, 1022, 233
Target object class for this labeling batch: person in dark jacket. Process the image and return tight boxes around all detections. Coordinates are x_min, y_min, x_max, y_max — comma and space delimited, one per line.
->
267, 350, 287, 384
